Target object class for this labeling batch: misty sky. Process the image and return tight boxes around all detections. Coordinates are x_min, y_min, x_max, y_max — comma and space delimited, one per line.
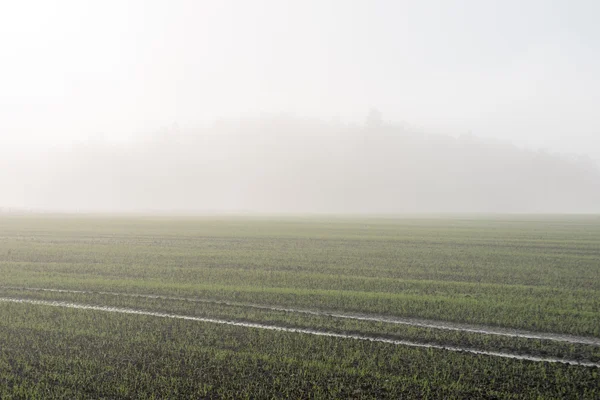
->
1, 0, 599, 161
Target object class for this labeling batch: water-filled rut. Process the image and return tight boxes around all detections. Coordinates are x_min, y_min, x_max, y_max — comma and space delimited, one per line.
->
2, 286, 599, 347
0, 296, 599, 368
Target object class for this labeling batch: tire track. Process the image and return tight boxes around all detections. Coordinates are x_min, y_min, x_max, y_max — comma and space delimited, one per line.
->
0, 296, 598, 368
2, 286, 599, 346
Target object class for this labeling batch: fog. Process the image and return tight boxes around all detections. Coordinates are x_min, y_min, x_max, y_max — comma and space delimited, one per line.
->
1, 116, 599, 214
1, 1, 600, 214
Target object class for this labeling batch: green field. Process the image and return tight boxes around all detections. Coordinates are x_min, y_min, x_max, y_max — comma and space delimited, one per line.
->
0, 215, 599, 398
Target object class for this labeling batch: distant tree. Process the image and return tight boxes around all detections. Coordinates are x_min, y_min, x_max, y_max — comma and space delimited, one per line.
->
366, 108, 383, 128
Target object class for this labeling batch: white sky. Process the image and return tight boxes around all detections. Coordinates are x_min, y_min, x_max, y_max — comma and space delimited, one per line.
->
1, 0, 599, 161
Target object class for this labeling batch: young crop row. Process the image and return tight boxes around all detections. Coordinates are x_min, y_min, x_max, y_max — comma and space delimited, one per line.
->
2, 216, 599, 291
3, 286, 598, 343
2, 287, 599, 364
1, 270, 598, 337
8, 296, 599, 368
3, 233, 599, 290
1, 216, 598, 397
1, 217, 599, 338
0, 302, 598, 399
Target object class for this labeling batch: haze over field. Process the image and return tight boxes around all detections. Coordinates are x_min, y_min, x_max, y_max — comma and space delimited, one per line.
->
1, 0, 599, 213
2, 117, 599, 214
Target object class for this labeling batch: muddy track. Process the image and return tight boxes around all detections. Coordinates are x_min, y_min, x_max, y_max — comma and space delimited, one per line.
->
1, 296, 598, 368
2, 286, 600, 347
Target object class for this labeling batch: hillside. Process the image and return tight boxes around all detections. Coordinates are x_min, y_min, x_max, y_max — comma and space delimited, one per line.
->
3, 117, 600, 213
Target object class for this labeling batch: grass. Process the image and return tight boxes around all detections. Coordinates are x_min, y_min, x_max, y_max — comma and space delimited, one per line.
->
0, 214, 599, 398
0, 302, 599, 399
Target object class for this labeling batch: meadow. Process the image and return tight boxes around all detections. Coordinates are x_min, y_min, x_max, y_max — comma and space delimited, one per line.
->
0, 215, 599, 398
